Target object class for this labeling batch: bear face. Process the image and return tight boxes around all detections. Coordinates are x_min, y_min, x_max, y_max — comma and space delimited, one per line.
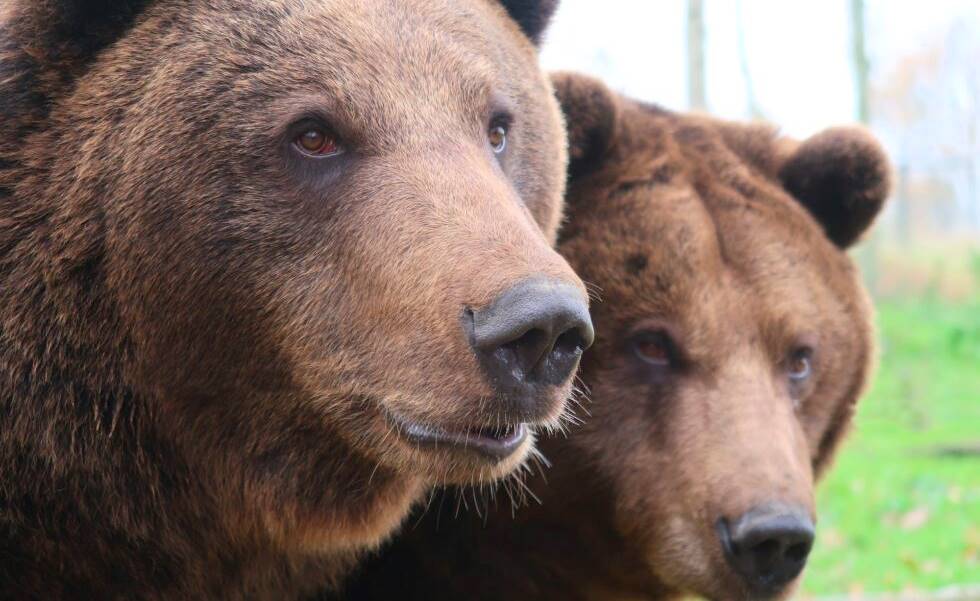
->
0, 1, 592, 597
334, 74, 890, 601
546, 73, 890, 600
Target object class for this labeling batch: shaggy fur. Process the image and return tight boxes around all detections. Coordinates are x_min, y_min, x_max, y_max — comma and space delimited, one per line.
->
334, 73, 891, 601
0, 1, 582, 598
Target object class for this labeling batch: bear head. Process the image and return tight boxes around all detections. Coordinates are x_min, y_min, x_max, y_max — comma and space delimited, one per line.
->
0, 0, 590, 589
551, 72, 890, 600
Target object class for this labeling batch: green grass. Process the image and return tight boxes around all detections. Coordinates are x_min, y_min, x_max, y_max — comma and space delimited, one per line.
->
802, 298, 980, 595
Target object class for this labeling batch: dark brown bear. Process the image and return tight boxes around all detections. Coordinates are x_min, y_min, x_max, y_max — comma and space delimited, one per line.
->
0, 2, 596, 598
336, 73, 891, 601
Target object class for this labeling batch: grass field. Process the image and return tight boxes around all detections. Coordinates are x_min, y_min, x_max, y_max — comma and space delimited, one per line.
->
801, 297, 980, 595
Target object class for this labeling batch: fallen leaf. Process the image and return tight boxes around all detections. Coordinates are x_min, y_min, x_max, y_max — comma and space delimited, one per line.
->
899, 506, 930, 530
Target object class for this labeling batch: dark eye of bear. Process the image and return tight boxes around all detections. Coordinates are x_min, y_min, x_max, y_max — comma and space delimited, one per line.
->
631, 330, 672, 367
787, 347, 813, 381
489, 124, 507, 154
295, 127, 343, 157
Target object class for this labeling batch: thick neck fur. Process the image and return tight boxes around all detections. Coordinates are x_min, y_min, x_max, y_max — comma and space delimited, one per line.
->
3, 150, 272, 600
335, 444, 674, 601
0, 5, 412, 592
0, 76, 359, 601
0, 187, 363, 599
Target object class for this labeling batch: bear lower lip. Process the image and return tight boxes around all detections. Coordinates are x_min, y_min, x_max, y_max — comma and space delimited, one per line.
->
389, 415, 528, 461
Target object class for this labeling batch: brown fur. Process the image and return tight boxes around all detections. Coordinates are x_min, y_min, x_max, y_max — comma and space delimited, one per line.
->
0, 1, 584, 598
335, 73, 891, 601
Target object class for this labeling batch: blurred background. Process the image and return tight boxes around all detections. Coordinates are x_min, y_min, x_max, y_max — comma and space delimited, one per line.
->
540, 1, 979, 598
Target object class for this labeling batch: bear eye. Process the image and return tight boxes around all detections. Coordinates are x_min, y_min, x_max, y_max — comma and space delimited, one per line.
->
294, 126, 343, 157
631, 330, 672, 367
787, 347, 813, 382
488, 124, 507, 154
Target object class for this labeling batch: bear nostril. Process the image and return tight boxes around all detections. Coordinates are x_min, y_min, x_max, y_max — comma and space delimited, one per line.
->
554, 326, 589, 357
501, 328, 550, 377
501, 325, 589, 378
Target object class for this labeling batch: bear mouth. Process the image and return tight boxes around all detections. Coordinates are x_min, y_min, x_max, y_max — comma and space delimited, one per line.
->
385, 413, 529, 461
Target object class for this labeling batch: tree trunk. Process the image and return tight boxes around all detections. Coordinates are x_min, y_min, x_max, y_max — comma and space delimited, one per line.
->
850, 0, 879, 295
736, 0, 763, 119
852, 0, 871, 124
687, 0, 706, 110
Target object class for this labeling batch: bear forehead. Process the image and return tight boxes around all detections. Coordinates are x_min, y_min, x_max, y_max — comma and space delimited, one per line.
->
241, 0, 515, 83
115, 0, 534, 116
56, 0, 552, 161
564, 140, 856, 352
617, 200, 830, 329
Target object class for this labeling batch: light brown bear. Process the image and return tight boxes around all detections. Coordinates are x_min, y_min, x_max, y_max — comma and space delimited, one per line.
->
335, 73, 891, 601
0, 1, 595, 598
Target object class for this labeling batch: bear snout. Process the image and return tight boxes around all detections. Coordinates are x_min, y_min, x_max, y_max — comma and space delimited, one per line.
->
465, 277, 594, 421
717, 504, 815, 597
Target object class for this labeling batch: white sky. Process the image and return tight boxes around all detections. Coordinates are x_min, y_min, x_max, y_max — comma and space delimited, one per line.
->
540, 0, 980, 138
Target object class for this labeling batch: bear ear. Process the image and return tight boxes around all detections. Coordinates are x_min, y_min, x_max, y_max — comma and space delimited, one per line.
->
498, 0, 560, 46
550, 72, 619, 179
11, 0, 153, 64
779, 127, 891, 249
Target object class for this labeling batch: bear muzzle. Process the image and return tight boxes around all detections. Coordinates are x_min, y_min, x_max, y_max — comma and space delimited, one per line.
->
717, 504, 815, 597
466, 276, 594, 419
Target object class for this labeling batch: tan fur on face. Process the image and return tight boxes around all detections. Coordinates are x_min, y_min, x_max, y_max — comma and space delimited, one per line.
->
545, 75, 884, 600
334, 74, 888, 601
0, 1, 578, 598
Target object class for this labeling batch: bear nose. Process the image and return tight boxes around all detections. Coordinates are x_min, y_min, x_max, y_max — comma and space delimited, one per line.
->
467, 277, 594, 403
718, 505, 815, 593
